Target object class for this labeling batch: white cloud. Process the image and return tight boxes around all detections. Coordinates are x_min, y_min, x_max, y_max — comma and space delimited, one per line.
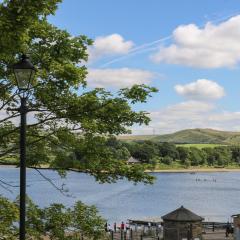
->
87, 68, 155, 88
131, 101, 240, 135
151, 15, 240, 68
88, 34, 134, 62
175, 79, 225, 100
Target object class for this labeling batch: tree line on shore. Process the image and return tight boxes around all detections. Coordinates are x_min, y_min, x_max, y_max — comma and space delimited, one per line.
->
108, 137, 240, 167
3, 135, 240, 169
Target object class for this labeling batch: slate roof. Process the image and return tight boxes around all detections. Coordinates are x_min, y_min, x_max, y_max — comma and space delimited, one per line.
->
162, 206, 204, 222
127, 157, 140, 164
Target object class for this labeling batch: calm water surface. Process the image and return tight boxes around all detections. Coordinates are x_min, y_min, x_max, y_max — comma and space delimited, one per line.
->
0, 167, 239, 223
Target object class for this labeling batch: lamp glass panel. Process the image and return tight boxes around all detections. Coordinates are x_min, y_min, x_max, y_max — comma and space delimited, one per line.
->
14, 69, 33, 90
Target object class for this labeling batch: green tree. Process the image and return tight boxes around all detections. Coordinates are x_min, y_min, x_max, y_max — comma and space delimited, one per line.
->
213, 147, 231, 166
203, 148, 215, 166
106, 136, 131, 161
230, 146, 240, 164
44, 204, 72, 240
189, 147, 203, 166
161, 156, 173, 165
177, 147, 189, 164
158, 142, 179, 160
132, 142, 158, 163
0, 0, 157, 184
24, 197, 45, 240
0, 195, 18, 239
0, 196, 107, 240
71, 201, 106, 240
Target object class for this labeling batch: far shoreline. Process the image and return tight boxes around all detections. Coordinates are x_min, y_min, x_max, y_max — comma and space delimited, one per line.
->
0, 164, 17, 168
146, 168, 240, 173
1, 164, 240, 173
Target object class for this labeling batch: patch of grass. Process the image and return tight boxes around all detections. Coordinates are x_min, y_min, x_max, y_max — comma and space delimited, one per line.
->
0, 156, 18, 165
154, 161, 186, 170
225, 163, 240, 169
151, 163, 240, 171
176, 143, 225, 149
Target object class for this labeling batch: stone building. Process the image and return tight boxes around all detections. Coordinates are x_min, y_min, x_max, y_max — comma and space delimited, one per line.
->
162, 206, 204, 240
232, 214, 240, 240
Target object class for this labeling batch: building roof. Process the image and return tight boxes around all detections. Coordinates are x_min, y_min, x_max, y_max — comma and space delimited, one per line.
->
127, 157, 140, 164
162, 206, 204, 222
128, 217, 162, 225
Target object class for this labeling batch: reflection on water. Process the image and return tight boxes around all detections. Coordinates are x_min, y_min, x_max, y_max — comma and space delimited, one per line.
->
0, 167, 239, 223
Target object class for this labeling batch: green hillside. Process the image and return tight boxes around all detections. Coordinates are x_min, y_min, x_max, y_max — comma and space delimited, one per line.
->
117, 135, 155, 141
119, 128, 240, 144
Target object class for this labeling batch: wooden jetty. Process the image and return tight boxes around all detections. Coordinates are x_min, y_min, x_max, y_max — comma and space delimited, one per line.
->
109, 220, 233, 240
110, 229, 234, 240
203, 229, 233, 240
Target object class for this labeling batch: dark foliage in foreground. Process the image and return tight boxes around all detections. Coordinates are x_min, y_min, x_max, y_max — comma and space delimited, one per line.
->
0, 195, 106, 240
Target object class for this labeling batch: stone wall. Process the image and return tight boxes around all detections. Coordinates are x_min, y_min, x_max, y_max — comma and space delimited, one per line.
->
163, 221, 202, 240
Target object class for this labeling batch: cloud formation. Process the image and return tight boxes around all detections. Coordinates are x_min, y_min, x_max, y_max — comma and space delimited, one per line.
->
87, 68, 155, 88
88, 34, 134, 62
132, 101, 240, 135
151, 15, 240, 68
175, 79, 225, 100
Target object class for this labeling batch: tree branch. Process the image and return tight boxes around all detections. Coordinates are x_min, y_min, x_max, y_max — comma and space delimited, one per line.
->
0, 113, 20, 124
0, 178, 21, 193
0, 178, 19, 188
0, 182, 13, 193
33, 168, 74, 198
0, 129, 58, 157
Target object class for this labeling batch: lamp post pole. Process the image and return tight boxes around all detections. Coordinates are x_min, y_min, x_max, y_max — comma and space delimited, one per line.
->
11, 54, 36, 240
19, 97, 27, 240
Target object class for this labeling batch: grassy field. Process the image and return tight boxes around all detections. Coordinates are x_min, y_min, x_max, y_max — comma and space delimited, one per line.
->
176, 143, 225, 149
152, 162, 240, 171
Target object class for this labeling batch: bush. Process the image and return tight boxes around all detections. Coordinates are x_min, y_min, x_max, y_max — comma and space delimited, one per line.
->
161, 156, 173, 165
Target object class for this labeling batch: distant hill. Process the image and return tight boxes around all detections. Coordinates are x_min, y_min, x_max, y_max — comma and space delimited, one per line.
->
118, 128, 240, 144
117, 135, 154, 141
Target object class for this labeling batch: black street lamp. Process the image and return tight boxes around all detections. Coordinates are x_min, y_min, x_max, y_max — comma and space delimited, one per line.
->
12, 54, 36, 240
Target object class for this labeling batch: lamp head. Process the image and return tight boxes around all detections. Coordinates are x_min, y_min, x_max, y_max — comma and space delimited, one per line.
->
12, 54, 36, 91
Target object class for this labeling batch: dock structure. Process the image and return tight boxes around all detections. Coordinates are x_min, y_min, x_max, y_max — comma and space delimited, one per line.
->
110, 229, 233, 240
110, 217, 162, 240
109, 218, 233, 240
203, 229, 234, 240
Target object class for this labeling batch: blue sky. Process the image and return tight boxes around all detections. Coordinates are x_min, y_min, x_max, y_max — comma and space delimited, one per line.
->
49, 0, 240, 134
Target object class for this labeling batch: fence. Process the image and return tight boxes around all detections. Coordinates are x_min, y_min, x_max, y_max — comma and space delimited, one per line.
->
109, 228, 163, 240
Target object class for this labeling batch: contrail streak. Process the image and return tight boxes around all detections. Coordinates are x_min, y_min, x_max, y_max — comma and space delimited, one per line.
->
98, 11, 240, 68
128, 36, 172, 53
100, 38, 171, 68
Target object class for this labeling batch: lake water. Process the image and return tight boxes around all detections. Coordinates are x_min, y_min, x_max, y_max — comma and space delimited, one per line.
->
0, 167, 239, 224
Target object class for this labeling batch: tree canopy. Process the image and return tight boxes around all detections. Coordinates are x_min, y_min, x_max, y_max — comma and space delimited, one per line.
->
0, 0, 157, 184
0, 195, 106, 240
122, 140, 240, 167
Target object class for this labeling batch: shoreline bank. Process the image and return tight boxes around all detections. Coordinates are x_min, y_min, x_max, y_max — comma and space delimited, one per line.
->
146, 168, 240, 173
0, 164, 17, 168
1, 164, 240, 173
